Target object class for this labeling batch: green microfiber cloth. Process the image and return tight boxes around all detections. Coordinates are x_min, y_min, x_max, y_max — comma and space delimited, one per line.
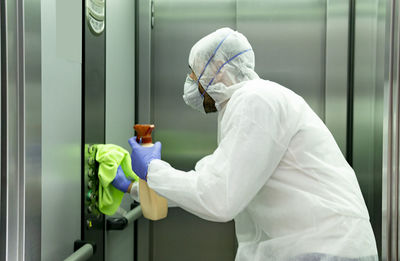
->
95, 144, 138, 216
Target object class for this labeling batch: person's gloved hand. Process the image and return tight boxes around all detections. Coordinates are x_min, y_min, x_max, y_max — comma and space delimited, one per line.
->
111, 166, 132, 193
128, 137, 162, 181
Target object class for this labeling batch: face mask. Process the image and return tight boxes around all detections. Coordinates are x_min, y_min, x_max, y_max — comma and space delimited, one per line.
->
182, 75, 205, 114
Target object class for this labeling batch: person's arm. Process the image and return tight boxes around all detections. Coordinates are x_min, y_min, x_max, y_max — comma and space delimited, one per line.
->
128, 180, 179, 207
127, 182, 134, 193
147, 92, 293, 222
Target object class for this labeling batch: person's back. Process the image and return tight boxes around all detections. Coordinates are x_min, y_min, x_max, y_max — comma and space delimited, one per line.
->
226, 79, 377, 260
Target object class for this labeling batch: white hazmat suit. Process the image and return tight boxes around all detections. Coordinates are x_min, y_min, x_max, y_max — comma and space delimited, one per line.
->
131, 28, 378, 261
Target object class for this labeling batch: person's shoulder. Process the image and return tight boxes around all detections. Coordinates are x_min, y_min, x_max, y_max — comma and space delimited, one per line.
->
232, 79, 295, 105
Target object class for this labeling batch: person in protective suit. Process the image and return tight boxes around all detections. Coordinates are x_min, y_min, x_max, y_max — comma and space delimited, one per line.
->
112, 27, 378, 261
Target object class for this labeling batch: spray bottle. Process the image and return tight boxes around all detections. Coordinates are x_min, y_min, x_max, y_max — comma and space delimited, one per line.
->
134, 124, 168, 220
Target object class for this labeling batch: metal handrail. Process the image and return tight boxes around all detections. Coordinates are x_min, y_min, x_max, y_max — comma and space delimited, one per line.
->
64, 243, 93, 261
107, 205, 142, 230
125, 205, 143, 224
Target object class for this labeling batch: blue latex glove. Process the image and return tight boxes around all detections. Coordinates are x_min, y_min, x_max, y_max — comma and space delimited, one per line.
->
111, 166, 132, 192
128, 136, 162, 181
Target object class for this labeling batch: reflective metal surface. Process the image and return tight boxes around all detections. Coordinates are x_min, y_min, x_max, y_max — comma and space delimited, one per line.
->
382, 0, 399, 260
0, 0, 23, 259
41, 0, 82, 260
149, 0, 237, 260
325, 0, 350, 155
83, 0, 106, 258
64, 244, 94, 261
237, 0, 327, 119
105, 0, 135, 152
237, 0, 349, 153
352, 0, 386, 256
24, 0, 42, 259
104, 0, 136, 259
136, 0, 152, 125
135, 1, 153, 260
1, 0, 42, 260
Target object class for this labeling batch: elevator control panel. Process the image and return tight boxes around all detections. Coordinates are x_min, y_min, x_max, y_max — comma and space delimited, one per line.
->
85, 144, 102, 226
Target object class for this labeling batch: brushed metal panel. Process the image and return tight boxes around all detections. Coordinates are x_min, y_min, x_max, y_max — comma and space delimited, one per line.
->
135, 2, 153, 257
83, 0, 106, 258
0, 1, 22, 261
382, 1, 400, 260
0, 0, 22, 259
382, 2, 397, 260
105, 0, 136, 260
352, 0, 386, 256
325, 0, 349, 155
150, 0, 237, 260
136, 0, 152, 124
237, 0, 327, 119
24, 0, 42, 260
106, 225, 134, 261
105, 0, 135, 152
1, 0, 42, 259
41, 0, 82, 260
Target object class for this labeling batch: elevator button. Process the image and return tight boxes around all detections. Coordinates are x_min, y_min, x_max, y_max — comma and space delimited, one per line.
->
88, 157, 95, 166
88, 168, 94, 177
86, 219, 93, 229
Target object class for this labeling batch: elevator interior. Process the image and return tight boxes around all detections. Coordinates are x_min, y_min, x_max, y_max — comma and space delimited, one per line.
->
0, 0, 396, 260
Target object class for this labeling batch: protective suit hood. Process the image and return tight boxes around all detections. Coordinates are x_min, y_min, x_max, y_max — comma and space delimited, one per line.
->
188, 27, 259, 110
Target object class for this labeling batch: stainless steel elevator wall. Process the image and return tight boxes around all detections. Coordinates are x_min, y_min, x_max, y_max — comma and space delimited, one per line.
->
352, 0, 386, 255
382, 0, 400, 258
237, 0, 327, 118
41, 0, 82, 260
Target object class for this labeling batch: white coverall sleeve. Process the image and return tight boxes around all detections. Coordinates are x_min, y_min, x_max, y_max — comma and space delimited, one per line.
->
147, 92, 292, 222
129, 181, 179, 207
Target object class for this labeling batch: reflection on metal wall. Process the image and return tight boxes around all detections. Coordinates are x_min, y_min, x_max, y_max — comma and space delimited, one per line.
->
352, 0, 386, 256
237, 0, 327, 118
0, 0, 42, 260
382, 0, 400, 259
105, 0, 136, 260
41, 0, 82, 260
237, 0, 350, 154
150, 0, 237, 260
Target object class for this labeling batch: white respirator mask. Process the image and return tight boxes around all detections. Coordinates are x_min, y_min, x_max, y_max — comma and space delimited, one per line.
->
182, 75, 205, 114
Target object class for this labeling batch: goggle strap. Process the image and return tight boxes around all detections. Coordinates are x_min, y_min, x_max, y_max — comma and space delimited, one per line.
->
196, 32, 232, 84
201, 48, 252, 96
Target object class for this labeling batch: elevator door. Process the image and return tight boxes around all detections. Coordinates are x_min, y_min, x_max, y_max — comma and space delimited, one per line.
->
148, 0, 349, 260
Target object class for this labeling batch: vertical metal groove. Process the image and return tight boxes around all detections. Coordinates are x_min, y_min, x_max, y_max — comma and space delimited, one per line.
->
16, 0, 25, 259
385, 1, 398, 260
393, 1, 400, 259
0, 0, 26, 259
0, 0, 7, 259
81, 0, 86, 240
396, 3, 400, 256
346, 0, 356, 165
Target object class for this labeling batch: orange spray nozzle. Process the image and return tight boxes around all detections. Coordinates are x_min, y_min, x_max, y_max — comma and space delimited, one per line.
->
134, 124, 155, 144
